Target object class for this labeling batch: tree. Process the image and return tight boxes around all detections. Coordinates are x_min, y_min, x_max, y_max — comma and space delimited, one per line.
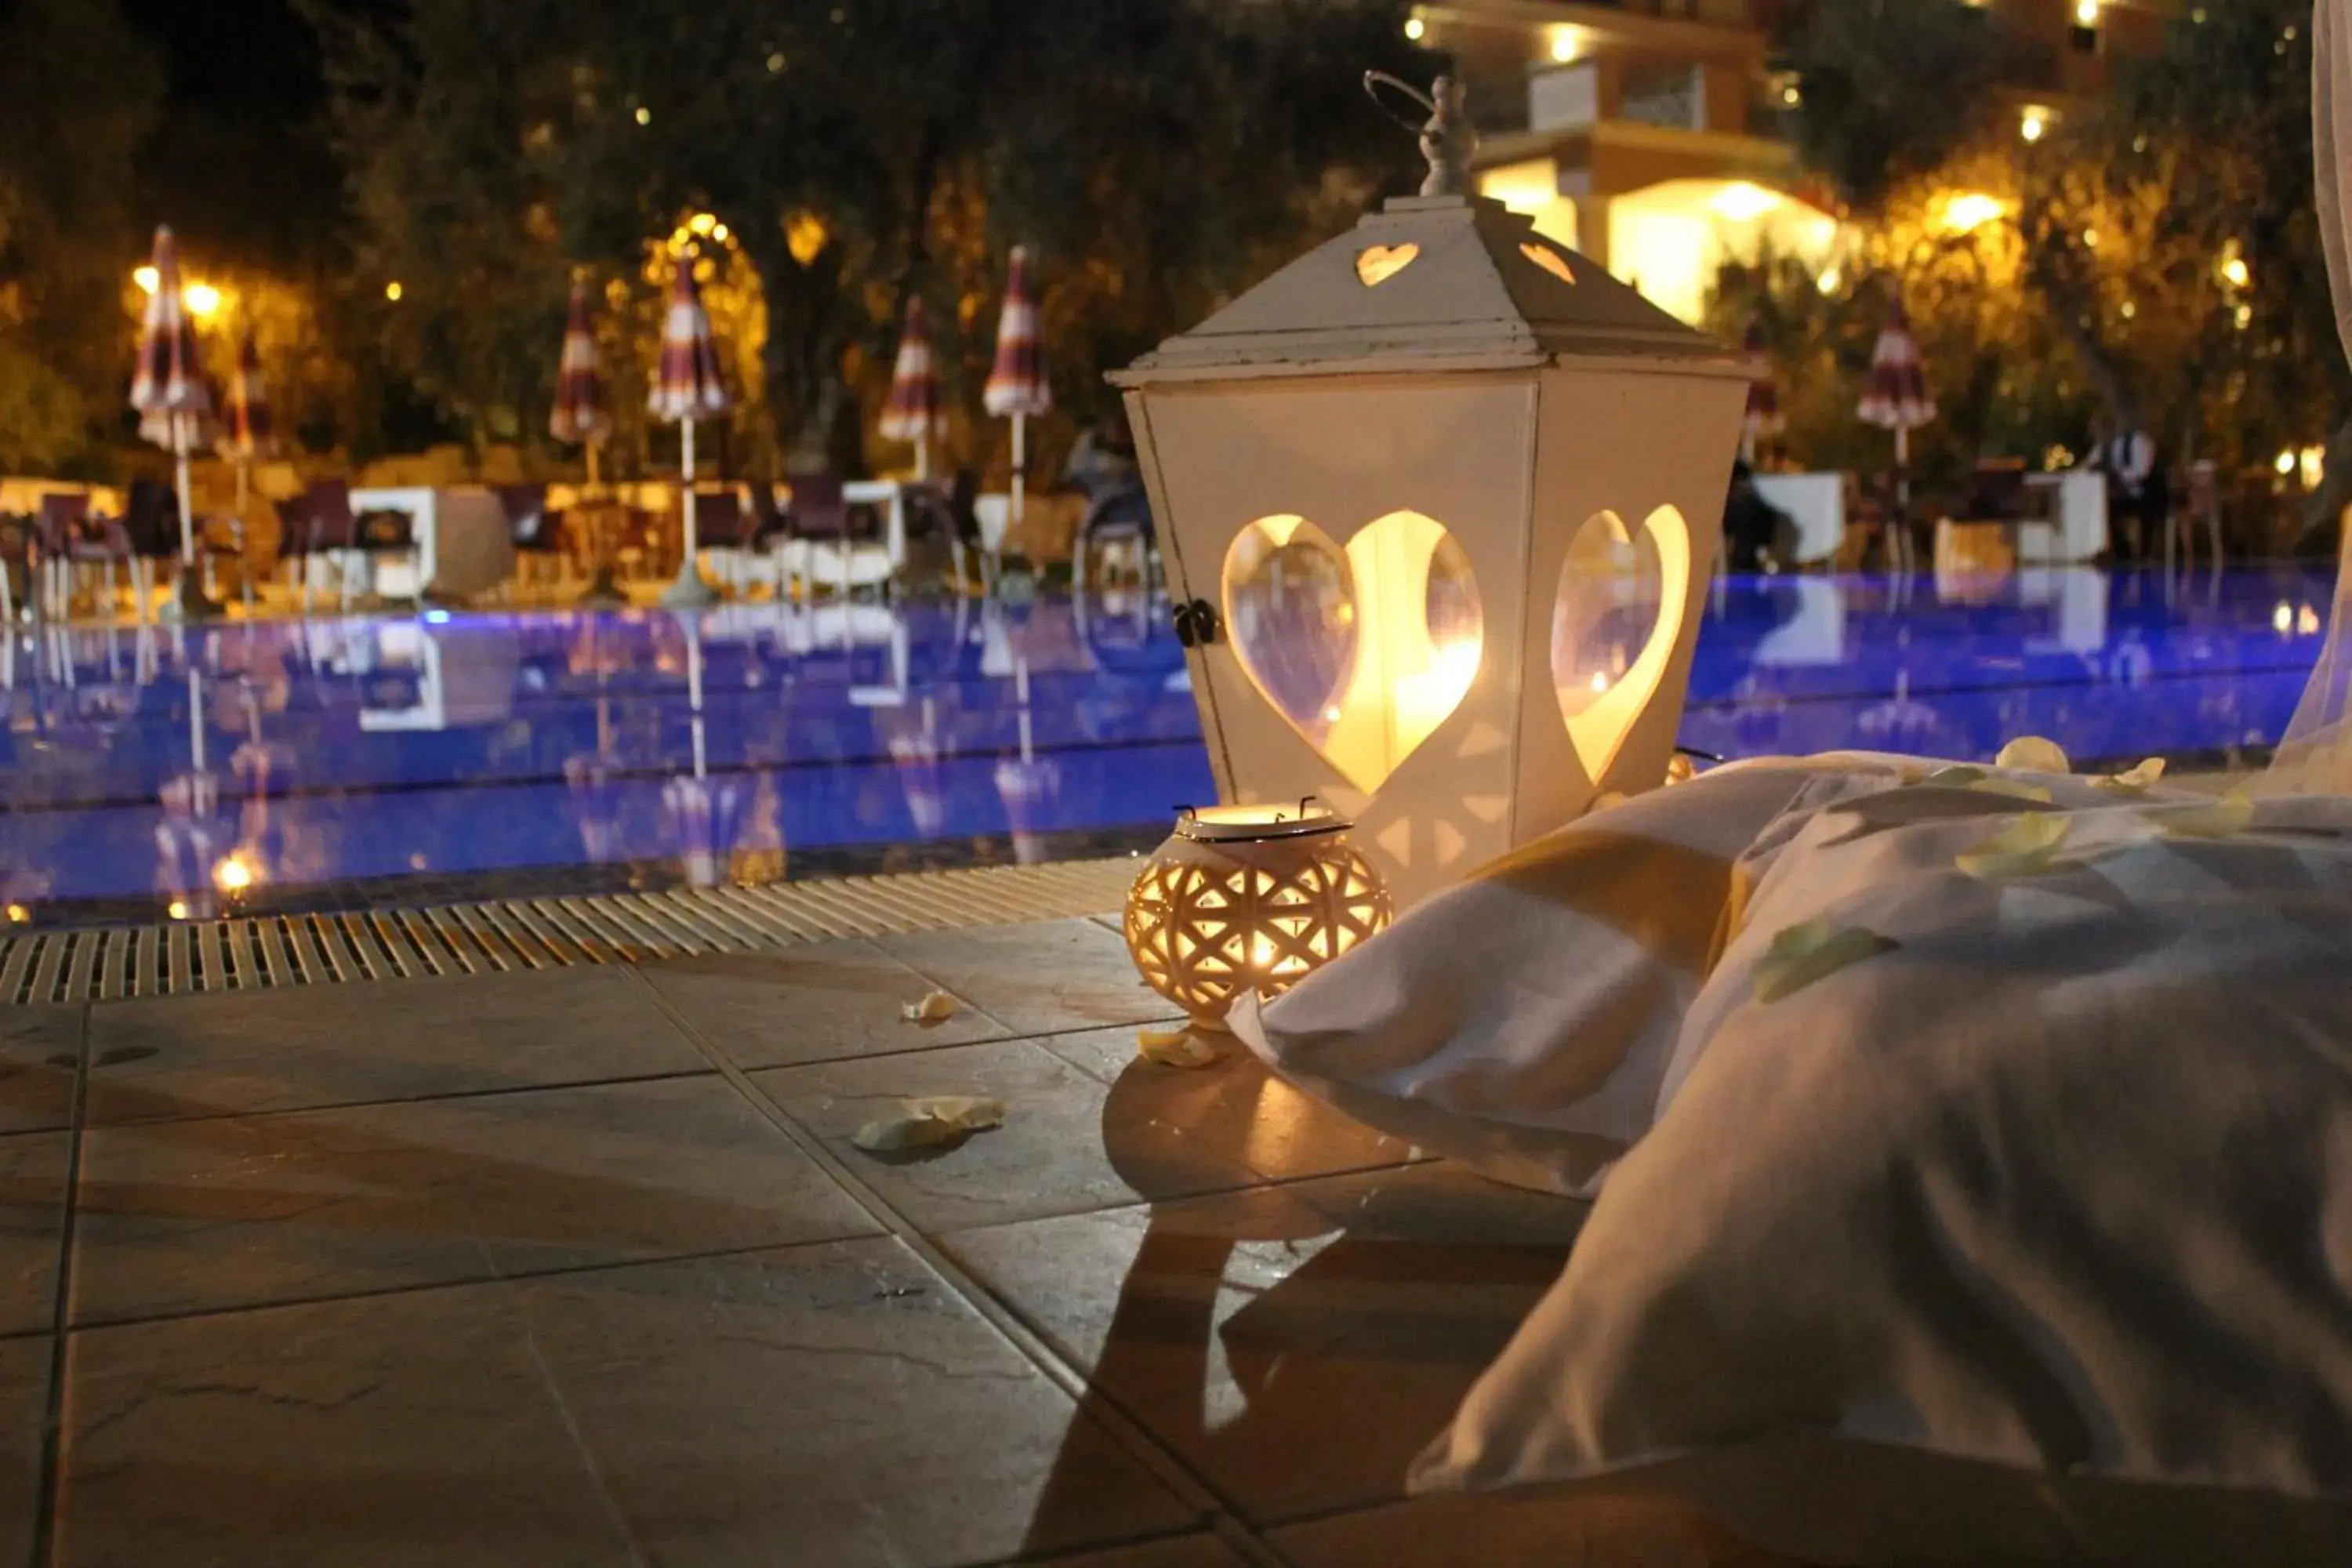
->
0, 0, 163, 474
1778, 0, 2029, 213
312, 0, 1421, 478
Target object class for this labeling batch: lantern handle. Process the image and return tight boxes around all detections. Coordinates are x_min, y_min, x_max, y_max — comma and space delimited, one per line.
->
1363, 71, 1477, 198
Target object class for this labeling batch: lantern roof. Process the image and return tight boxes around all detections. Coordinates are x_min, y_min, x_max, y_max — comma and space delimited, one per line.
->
1113, 194, 1742, 387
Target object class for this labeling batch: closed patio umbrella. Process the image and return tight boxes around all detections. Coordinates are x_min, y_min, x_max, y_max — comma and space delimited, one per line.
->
984, 246, 1051, 532
550, 281, 610, 479
880, 297, 944, 481
130, 227, 220, 620
552, 281, 622, 604
648, 259, 732, 609
1858, 297, 1936, 505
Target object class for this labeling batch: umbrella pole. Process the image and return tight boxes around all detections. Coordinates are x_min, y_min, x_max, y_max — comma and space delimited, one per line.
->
1011, 414, 1026, 527
579, 440, 622, 608
916, 434, 931, 484
663, 416, 719, 608
186, 662, 205, 774
169, 418, 221, 622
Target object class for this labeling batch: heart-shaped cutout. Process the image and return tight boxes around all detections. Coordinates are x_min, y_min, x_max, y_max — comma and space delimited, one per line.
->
1521, 243, 1577, 285
1356, 243, 1419, 286
1553, 506, 1690, 782
1223, 510, 1483, 793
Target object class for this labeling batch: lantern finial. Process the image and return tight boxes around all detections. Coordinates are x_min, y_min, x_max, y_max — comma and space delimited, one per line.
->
1365, 72, 1478, 198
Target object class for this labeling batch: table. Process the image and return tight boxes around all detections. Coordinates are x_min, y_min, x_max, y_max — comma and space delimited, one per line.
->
2022, 472, 2109, 562
347, 487, 516, 603
1750, 473, 1846, 565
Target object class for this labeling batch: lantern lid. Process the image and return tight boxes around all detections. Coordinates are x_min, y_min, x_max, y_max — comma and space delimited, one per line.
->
1174, 803, 1352, 844
1112, 194, 1744, 387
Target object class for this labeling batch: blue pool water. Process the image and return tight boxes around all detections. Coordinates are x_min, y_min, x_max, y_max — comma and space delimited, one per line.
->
0, 564, 2334, 925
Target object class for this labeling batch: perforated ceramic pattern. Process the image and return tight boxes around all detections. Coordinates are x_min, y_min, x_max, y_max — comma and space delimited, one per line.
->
0, 860, 1138, 1004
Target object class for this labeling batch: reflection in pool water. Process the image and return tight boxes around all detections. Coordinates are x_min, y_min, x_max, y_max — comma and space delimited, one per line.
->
0, 564, 2332, 924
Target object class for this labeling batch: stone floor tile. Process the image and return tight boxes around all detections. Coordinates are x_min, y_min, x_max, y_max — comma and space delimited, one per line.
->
1025, 1530, 1250, 1566
74, 1077, 877, 1324
1294, 1161, 1591, 1251
751, 1040, 1265, 1232
637, 940, 1008, 1069
1270, 1492, 1802, 1568
939, 1172, 1573, 1528
0, 1337, 51, 1568
0, 1005, 81, 1134
445, 1076, 881, 1276
74, 1105, 487, 1324
0, 1132, 71, 1338
84, 967, 710, 1126
877, 920, 1179, 1037
55, 1285, 635, 1568
519, 1238, 1200, 1567
1039, 1028, 1425, 1185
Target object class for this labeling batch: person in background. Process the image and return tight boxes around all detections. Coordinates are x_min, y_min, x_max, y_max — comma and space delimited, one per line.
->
1722, 460, 1795, 574
2085, 416, 2167, 564
1060, 408, 1140, 504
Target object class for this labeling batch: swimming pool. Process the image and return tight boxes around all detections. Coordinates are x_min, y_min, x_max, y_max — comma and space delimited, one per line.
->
0, 564, 2332, 927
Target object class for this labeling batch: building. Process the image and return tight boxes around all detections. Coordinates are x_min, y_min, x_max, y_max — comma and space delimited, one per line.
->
1413, 0, 2175, 323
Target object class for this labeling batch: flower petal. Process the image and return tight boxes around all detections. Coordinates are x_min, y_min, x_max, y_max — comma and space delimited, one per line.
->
1755, 925, 1900, 1004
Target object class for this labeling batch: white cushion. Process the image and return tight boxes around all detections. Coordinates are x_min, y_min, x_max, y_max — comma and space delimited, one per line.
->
1414, 780, 2352, 1564
1227, 753, 1927, 1195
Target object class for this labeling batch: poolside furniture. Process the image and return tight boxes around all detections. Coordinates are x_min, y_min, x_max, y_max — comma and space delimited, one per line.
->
499, 485, 571, 600
1748, 472, 1846, 566
2020, 470, 2108, 562
2172, 460, 2227, 574
1075, 485, 1156, 591
278, 480, 361, 610
769, 474, 908, 597
349, 486, 515, 606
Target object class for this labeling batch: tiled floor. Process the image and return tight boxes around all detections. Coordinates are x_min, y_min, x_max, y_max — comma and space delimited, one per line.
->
5, 915, 1793, 1566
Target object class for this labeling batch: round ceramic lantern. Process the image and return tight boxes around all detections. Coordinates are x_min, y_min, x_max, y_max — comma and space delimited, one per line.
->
1123, 802, 1393, 1029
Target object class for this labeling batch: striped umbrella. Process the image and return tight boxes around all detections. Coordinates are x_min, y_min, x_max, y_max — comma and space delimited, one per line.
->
984, 246, 1052, 527
648, 259, 732, 608
130, 226, 216, 612
550, 281, 610, 480
1740, 321, 1782, 463
1858, 297, 1936, 472
879, 296, 943, 481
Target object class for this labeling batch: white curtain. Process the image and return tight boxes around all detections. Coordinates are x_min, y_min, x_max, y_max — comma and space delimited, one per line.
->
2265, 0, 2352, 794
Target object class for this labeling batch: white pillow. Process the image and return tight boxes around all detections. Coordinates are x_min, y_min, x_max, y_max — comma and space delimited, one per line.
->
1414, 784, 2352, 1563
1225, 753, 1924, 1196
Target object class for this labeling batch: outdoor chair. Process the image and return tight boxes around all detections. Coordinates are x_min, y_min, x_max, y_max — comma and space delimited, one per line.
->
774, 471, 866, 601
2175, 461, 2227, 574
277, 480, 362, 612
37, 493, 136, 620
499, 484, 569, 600
1076, 483, 1158, 593
690, 486, 753, 595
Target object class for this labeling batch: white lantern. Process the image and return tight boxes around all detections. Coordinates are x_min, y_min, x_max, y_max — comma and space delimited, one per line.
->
1112, 74, 1750, 910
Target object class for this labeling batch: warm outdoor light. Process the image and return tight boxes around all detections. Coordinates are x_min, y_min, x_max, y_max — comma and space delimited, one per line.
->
212, 853, 256, 895
2020, 106, 2051, 142
1112, 74, 1748, 910
183, 283, 223, 318
1123, 803, 1392, 1029
1943, 193, 2006, 234
1711, 182, 1783, 223
385, 281, 404, 301
1403, 14, 1425, 40
2223, 256, 2252, 287
132, 264, 161, 294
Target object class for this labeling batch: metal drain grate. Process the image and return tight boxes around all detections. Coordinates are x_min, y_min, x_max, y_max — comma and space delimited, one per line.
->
0, 858, 1140, 1004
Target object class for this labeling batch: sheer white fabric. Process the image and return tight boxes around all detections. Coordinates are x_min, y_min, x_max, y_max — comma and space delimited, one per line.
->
2269, 0, 2352, 794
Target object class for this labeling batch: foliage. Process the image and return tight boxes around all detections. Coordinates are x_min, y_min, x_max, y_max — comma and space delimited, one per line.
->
1727, 0, 2345, 531
0, 0, 162, 472
1778, 0, 2029, 213
311, 0, 1422, 479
